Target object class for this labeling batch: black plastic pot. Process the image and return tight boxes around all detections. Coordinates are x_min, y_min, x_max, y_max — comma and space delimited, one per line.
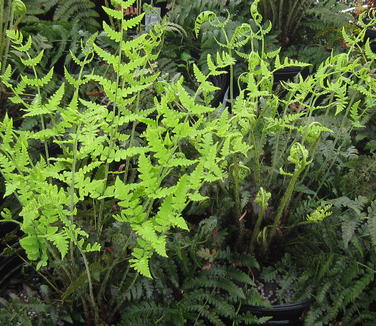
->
210, 72, 230, 109
273, 66, 310, 86
0, 255, 23, 292
246, 299, 312, 326
365, 28, 376, 53
365, 28, 376, 40
0, 211, 24, 294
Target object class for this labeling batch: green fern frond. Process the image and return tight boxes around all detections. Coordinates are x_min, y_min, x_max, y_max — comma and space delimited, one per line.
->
122, 14, 145, 31
364, 39, 376, 60
103, 21, 123, 42
102, 6, 124, 20
194, 11, 218, 37
367, 201, 376, 246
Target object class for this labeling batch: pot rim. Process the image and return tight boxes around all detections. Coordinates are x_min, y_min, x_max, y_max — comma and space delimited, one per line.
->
247, 298, 313, 312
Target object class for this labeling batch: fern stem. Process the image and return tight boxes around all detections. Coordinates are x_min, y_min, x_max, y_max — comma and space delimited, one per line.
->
81, 296, 90, 323
97, 232, 133, 304
1, 1, 14, 77
26, 50, 51, 165
356, 261, 376, 274
267, 0, 277, 27
137, 0, 142, 33
68, 125, 80, 269
5, 243, 62, 294
97, 259, 119, 304
193, 287, 217, 326
230, 162, 245, 250
98, 5, 125, 234
290, 1, 311, 38
221, 27, 234, 106
267, 165, 305, 250
278, 0, 284, 33
250, 205, 267, 253
267, 91, 294, 187
285, 0, 303, 40
109, 262, 130, 308
154, 314, 165, 325
143, 165, 173, 218
65, 58, 87, 269
110, 270, 139, 320
232, 302, 242, 326
324, 93, 336, 117
250, 128, 261, 187
229, 50, 234, 107
293, 140, 320, 206
47, 242, 72, 282
79, 248, 99, 324
123, 95, 140, 184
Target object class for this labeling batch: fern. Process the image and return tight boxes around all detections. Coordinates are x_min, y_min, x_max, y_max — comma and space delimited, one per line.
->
287, 196, 376, 325
368, 201, 376, 246
53, 0, 98, 28
0, 2, 246, 323
109, 217, 264, 325
0, 0, 253, 283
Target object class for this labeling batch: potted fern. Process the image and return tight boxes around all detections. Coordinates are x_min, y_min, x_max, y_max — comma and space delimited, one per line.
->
0, 0, 245, 324
194, 1, 376, 324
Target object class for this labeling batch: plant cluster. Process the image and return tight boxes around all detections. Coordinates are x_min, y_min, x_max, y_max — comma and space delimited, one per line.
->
0, 0, 375, 326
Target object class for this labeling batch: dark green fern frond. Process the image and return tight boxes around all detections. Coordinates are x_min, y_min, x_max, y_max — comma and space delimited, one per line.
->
287, 196, 376, 325
53, 0, 99, 32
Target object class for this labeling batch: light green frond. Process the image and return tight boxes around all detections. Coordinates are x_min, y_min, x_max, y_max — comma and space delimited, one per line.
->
13, 35, 32, 52
364, 39, 376, 60
102, 6, 124, 20
193, 64, 206, 83
194, 11, 217, 37
0, 65, 13, 87
122, 13, 145, 31
93, 43, 118, 66
21, 68, 54, 87
103, 21, 123, 42
20, 51, 44, 67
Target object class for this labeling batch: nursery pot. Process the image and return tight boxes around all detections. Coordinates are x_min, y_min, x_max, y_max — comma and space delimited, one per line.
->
246, 299, 312, 326
365, 28, 376, 40
210, 73, 230, 109
0, 255, 23, 292
273, 66, 309, 86
365, 28, 376, 52
0, 216, 24, 293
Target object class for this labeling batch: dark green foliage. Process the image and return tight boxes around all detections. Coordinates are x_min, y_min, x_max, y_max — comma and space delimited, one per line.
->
119, 217, 268, 326
280, 0, 354, 66
1, 2, 376, 326
8, 0, 100, 74
0, 284, 74, 325
286, 196, 376, 325
255, 258, 313, 305
339, 153, 376, 200
160, 0, 278, 81
257, 0, 356, 67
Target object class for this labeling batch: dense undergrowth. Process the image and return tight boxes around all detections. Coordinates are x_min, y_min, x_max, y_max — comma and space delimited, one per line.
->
0, 0, 376, 325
